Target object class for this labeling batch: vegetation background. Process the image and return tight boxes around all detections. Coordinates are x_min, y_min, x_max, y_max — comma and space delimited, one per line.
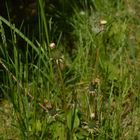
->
0, 0, 140, 139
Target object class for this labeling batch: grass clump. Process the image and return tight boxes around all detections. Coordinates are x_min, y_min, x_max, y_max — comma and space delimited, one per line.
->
0, 0, 140, 139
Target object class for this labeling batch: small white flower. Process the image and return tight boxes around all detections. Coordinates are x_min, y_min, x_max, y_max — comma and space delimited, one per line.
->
90, 113, 95, 119
49, 42, 56, 49
100, 20, 107, 25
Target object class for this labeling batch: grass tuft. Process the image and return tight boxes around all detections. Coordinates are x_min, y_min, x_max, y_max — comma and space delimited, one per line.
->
0, 0, 140, 139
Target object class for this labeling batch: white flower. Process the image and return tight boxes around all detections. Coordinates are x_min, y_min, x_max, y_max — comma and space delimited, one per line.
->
49, 42, 56, 49
90, 113, 95, 119
100, 20, 107, 25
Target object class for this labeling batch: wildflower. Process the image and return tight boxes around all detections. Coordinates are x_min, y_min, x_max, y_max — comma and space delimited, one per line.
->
49, 42, 56, 49
100, 20, 107, 25
89, 78, 100, 95
43, 99, 52, 109
56, 56, 65, 71
90, 112, 95, 119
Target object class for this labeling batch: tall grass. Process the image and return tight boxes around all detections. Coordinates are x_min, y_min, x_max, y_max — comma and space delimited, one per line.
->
0, 0, 140, 139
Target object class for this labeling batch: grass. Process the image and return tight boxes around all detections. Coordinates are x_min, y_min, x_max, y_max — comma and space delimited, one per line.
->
0, 0, 140, 139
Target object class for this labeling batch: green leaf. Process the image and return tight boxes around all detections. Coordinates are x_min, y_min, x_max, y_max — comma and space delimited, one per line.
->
36, 120, 42, 132
67, 108, 80, 131
51, 122, 65, 140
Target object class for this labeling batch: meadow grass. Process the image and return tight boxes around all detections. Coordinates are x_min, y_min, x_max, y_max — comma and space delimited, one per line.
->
0, 0, 140, 139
